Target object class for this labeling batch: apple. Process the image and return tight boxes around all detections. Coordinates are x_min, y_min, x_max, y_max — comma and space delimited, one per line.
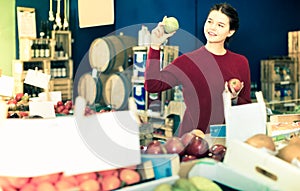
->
15, 93, 24, 102
228, 78, 242, 92
56, 105, 65, 113
162, 16, 179, 34
180, 132, 195, 146
7, 99, 17, 105
64, 100, 73, 110
181, 154, 197, 162
208, 144, 227, 162
164, 137, 185, 155
57, 101, 64, 107
62, 109, 69, 115
184, 136, 209, 159
191, 129, 205, 138
145, 140, 167, 154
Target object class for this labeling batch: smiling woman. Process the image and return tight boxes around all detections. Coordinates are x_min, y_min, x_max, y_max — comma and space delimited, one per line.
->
144, 3, 252, 136
0, 0, 16, 76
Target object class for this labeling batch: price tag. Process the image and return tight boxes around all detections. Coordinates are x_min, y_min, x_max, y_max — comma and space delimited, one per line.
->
0, 75, 14, 97
24, 69, 51, 89
29, 101, 56, 118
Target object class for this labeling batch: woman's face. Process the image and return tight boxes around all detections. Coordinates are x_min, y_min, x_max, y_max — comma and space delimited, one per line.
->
204, 10, 235, 44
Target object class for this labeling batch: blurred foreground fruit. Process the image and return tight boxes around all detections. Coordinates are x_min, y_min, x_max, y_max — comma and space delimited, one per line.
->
119, 168, 141, 185
145, 140, 167, 154
245, 133, 276, 152
184, 136, 209, 158
277, 143, 300, 164
188, 176, 222, 191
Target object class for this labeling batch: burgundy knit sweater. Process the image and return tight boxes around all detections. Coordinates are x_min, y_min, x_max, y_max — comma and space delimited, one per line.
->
144, 46, 252, 136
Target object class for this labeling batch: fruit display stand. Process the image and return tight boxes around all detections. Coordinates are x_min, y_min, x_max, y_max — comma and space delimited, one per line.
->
0, 98, 143, 190
267, 113, 300, 142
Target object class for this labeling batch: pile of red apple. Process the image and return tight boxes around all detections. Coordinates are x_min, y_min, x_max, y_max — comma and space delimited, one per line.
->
6, 93, 30, 118
143, 129, 227, 162
0, 166, 141, 191
54, 100, 73, 115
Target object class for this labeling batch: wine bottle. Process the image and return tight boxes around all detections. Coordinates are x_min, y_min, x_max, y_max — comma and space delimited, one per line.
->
58, 42, 64, 58
35, 40, 40, 58
45, 39, 50, 58
55, 41, 59, 58
31, 40, 36, 58
39, 39, 45, 58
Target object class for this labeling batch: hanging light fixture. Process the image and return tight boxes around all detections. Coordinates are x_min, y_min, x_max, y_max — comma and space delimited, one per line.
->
49, 0, 55, 21
63, 0, 69, 30
55, 0, 62, 30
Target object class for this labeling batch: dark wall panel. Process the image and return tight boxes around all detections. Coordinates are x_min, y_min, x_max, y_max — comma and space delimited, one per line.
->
15, 0, 300, 91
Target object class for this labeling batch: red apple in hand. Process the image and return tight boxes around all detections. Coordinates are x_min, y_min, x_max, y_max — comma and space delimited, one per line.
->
228, 78, 242, 92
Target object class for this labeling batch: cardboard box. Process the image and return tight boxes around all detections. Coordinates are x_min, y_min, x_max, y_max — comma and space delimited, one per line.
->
223, 91, 267, 144
224, 140, 300, 191
188, 158, 276, 191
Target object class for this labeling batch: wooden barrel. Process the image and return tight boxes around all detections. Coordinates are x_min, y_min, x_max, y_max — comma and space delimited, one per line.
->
77, 72, 109, 105
89, 35, 137, 74
103, 71, 132, 110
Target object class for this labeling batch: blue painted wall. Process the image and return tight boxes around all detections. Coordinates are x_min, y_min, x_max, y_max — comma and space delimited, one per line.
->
15, 0, 300, 91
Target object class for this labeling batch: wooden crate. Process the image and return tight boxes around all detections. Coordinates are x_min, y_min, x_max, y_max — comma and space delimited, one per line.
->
49, 78, 73, 101
162, 45, 179, 68
12, 59, 50, 79
52, 30, 72, 58
288, 31, 300, 54
288, 52, 300, 75
260, 58, 297, 82
19, 37, 56, 61
50, 59, 73, 79
261, 81, 298, 102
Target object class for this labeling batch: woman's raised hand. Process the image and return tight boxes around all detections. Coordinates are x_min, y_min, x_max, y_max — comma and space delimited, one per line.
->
150, 17, 176, 50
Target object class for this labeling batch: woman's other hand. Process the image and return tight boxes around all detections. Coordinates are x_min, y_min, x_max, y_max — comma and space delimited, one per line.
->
224, 81, 244, 100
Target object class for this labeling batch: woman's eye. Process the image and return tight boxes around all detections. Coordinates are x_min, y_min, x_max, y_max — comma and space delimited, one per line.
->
218, 24, 224, 28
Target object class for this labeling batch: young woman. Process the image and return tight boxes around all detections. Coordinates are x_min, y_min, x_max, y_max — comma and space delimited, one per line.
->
144, 3, 252, 136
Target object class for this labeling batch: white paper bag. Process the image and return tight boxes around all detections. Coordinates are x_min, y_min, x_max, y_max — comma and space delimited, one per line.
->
223, 91, 267, 144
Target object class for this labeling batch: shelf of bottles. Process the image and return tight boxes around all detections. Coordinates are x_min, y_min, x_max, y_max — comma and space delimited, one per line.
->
261, 57, 298, 112
14, 29, 73, 101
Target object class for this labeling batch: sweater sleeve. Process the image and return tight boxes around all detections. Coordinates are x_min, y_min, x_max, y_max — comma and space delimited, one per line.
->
144, 47, 179, 93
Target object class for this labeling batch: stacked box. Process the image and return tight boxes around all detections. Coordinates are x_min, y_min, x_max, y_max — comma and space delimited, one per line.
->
288, 30, 300, 100
49, 78, 73, 101
260, 58, 298, 111
12, 59, 73, 101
